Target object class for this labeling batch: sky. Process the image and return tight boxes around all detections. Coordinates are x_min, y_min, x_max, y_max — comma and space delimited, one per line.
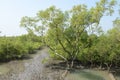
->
0, 0, 119, 36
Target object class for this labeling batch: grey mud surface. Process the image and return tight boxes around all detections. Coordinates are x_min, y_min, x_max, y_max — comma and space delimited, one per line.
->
0, 48, 64, 80
0, 48, 119, 80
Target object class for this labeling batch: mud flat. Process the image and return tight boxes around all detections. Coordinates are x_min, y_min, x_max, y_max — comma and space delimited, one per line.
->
0, 48, 63, 80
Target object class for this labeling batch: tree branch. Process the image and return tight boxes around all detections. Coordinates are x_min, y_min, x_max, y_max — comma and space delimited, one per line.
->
47, 45, 67, 61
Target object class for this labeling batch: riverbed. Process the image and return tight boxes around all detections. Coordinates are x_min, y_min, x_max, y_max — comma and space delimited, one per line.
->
0, 48, 63, 80
0, 48, 119, 80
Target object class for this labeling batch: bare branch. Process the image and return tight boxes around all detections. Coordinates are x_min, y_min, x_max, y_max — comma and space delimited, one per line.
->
47, 45, 67, 61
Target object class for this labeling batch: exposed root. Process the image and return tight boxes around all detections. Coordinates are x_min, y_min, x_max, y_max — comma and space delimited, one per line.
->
60, 70, 69, 80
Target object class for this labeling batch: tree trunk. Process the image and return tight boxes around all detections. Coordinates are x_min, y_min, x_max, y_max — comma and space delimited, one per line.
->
70, 60, 74, 68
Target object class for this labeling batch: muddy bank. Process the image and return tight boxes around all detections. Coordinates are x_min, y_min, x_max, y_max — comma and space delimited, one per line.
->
0, 48, 119, 80
0, 48, 64, 80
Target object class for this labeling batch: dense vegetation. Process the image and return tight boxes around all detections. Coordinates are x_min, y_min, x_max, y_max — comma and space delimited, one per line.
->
20, 0, 120, 70
0, 33, 42, 61
0, 0, 120, 71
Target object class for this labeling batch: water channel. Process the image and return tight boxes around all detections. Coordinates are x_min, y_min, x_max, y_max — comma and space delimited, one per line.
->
65, 69, 120, 80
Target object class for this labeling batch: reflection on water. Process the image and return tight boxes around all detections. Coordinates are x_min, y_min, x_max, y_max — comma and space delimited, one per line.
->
65, 69, 111, 80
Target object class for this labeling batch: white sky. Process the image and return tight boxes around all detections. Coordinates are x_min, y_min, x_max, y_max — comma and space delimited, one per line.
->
0, 0, 119, 36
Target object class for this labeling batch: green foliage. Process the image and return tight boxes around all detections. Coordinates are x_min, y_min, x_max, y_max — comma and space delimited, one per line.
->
0, 37, 26, 61
19, 0, 120, 69
0, 34, 42, 62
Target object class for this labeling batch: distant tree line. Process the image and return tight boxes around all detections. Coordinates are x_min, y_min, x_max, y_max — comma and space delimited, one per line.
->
0, 33, 42, 62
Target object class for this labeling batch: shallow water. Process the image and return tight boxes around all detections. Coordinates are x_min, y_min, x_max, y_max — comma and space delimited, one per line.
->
65, 69, 111, 80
